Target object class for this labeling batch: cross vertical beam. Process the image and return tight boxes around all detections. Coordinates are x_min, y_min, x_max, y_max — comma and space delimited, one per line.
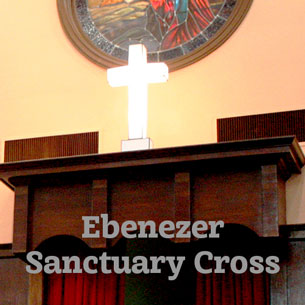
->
107, 44, 168, 140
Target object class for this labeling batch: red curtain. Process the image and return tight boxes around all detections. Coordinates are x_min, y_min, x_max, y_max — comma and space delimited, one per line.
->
196, 271, 269, 305
45, 272, 125, 305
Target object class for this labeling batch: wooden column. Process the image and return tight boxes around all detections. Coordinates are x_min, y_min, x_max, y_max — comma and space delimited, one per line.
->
0, 257, 29, 305
90, 179, 108, 248
28, 273, 43, 305
261, 165, 281, 237
13, 186, 29, 253
270, 263, 288, 305
174, 172, 191, 243
287, 231, 305, 304
270, 225, 305, 305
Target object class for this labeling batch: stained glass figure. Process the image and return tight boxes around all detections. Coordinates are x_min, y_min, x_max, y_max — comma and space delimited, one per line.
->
87, 0, 227, 53
66, 0, 251, 69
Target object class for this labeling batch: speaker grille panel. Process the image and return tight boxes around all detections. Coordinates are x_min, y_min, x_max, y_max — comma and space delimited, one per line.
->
217, 110, 305, 142
4, 132, 98, 162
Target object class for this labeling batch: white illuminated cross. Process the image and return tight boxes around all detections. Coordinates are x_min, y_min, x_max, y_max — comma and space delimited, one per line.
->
107, 44, 168, 139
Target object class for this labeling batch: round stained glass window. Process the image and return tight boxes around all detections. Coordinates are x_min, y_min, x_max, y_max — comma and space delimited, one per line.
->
58, 0, 252, 71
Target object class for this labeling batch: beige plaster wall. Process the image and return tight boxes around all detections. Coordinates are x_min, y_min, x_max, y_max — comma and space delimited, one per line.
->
1, 0, 305, 242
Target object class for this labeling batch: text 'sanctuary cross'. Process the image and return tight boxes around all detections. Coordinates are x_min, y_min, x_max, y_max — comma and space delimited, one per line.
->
107, 44, 168, 140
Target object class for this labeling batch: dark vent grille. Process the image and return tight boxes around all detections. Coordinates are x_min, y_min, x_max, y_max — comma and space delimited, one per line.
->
217, 110, 305, 142
4, 132, 98, 162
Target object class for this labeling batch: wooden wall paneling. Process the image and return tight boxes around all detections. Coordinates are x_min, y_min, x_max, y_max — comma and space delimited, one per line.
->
192, 167, 263, 236
90, 179, 108, 248
270, 261, 288, 305
29, 181, 92, 250
287, 240, 305, 304
109, 172, 175, 245
1, 137, 303, 249
174, 172, 191, 243
0, 257, 29, 305
13, 185, 29, 253
270, 225, 305, 305
261, 165, 281, 237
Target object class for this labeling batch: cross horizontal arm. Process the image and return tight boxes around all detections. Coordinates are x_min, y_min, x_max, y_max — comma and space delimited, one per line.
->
107, 66, 130, 87
107, 63, 168, 87
145, 63, 168, 84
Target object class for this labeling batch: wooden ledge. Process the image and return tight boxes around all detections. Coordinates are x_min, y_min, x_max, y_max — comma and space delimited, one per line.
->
0, 136, 303, 190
